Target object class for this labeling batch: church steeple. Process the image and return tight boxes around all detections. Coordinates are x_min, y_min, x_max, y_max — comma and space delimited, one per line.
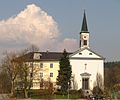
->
80, 11, 90, 49
81, 11, 88, 33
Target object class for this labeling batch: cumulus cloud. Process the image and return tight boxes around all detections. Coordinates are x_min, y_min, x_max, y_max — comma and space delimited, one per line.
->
0, 4, 78, 52
0, 4, 59, 48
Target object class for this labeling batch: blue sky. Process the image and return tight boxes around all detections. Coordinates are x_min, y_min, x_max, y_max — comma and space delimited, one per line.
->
0, 0, 120, 61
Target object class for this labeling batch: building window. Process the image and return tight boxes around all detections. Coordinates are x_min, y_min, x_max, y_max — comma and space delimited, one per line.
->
34, 53, 41, 59
33, 82, 39, 88
40, 63, 43, 68
83, 40, 87, 45
30, 73, 33, 77
82, 78, 89, 90
79, 53, 82, 55
89, 53, 92, 55
40, 79, 44, 88
30, 63, 33, 67
40, 73, 43, 78
50, 73, 53, 77
50, 63, 53, 68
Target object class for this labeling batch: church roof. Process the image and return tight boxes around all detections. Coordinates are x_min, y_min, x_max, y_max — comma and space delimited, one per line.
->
81, 11, 89, 33
16, 52, 72, 62
15, 47, 104, 62
69, 47, 105, 60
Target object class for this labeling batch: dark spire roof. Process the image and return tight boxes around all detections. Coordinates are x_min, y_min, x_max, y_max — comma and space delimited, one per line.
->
81, 11, 89, 33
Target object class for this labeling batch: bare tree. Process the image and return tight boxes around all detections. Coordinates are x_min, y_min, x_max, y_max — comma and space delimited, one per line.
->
1, 51, 20, 97
105, 62, 120, 91
71, 75, 78, 90
96, 73, 103, 89
26, 44, 39, 52
15, 45, 39, 98
0, 45, 40, 98
0, 70, 11, 93
93, 73, 104, 96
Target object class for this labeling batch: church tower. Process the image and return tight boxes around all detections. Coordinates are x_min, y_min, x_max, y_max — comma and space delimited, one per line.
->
80, 11, 90, 49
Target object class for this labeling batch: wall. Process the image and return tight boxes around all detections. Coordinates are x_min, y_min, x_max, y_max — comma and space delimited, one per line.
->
30, 61, 59, 89
70, 59, 104, 90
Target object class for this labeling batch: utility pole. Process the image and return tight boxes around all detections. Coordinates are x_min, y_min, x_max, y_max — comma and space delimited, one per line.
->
68, 82, 69, 99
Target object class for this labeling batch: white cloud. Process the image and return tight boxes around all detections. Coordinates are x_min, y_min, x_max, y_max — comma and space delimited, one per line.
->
0, 4, 78, 52
57, 38, 78, 52
0, 4, 59, 48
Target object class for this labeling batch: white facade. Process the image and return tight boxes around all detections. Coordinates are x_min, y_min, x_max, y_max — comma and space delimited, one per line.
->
69, 48, 104, 91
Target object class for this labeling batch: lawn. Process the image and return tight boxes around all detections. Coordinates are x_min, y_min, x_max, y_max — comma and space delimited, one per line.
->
112, 92, 120, 99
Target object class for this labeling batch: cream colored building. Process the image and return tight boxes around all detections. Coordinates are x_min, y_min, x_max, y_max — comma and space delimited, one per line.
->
21, 52, 64, 89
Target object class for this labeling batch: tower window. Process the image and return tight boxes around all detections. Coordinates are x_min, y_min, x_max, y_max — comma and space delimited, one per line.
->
83, 40, 87, 45
80, 40, 81, 47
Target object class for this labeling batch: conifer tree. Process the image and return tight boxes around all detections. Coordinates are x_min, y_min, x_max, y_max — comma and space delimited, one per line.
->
57, 49, 72, 94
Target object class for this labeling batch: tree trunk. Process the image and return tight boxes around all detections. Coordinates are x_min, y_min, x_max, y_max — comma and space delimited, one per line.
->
11, 81, 15, 97
24, 89, 28, 98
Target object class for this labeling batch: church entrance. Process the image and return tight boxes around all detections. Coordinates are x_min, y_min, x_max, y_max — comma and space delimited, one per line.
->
80, 72, 91, 90
82, 78, 89, 90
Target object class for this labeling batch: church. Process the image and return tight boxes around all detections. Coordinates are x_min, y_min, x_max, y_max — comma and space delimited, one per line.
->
69, 12, 104, 92
18, 12, 104, 92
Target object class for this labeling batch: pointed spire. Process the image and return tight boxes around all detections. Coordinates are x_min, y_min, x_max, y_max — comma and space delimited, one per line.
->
81, 10, 88, 33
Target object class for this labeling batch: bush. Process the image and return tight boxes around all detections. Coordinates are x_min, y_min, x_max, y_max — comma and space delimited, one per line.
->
28, 89, 53, 99
15, 89, 54, 99
15, 90, 24, 98
113, 84, 120, 92
69, 89, 84, 99
54, 90, 67, 95
93, 86, 103, 96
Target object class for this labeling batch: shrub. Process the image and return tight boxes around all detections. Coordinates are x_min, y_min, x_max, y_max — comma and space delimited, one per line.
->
69, 89, 84, 99
93, 86, 103, 96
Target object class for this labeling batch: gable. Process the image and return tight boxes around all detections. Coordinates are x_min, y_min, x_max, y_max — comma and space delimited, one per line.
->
69, 48, 104, 60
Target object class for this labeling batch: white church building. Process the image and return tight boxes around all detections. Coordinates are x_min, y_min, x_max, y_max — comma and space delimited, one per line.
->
69, 12, 104, 91
18, 12, 104, 92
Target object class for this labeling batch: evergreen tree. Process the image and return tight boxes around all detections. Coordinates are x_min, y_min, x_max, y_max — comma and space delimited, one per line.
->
57, 49, 72, 94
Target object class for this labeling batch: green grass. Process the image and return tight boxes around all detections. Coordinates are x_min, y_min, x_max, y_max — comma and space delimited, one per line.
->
112, 92, 120, 99
52, 95, 68, 99
30, 94, 81, 99
53, 94, 80, 99
16, 89, 83, 99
